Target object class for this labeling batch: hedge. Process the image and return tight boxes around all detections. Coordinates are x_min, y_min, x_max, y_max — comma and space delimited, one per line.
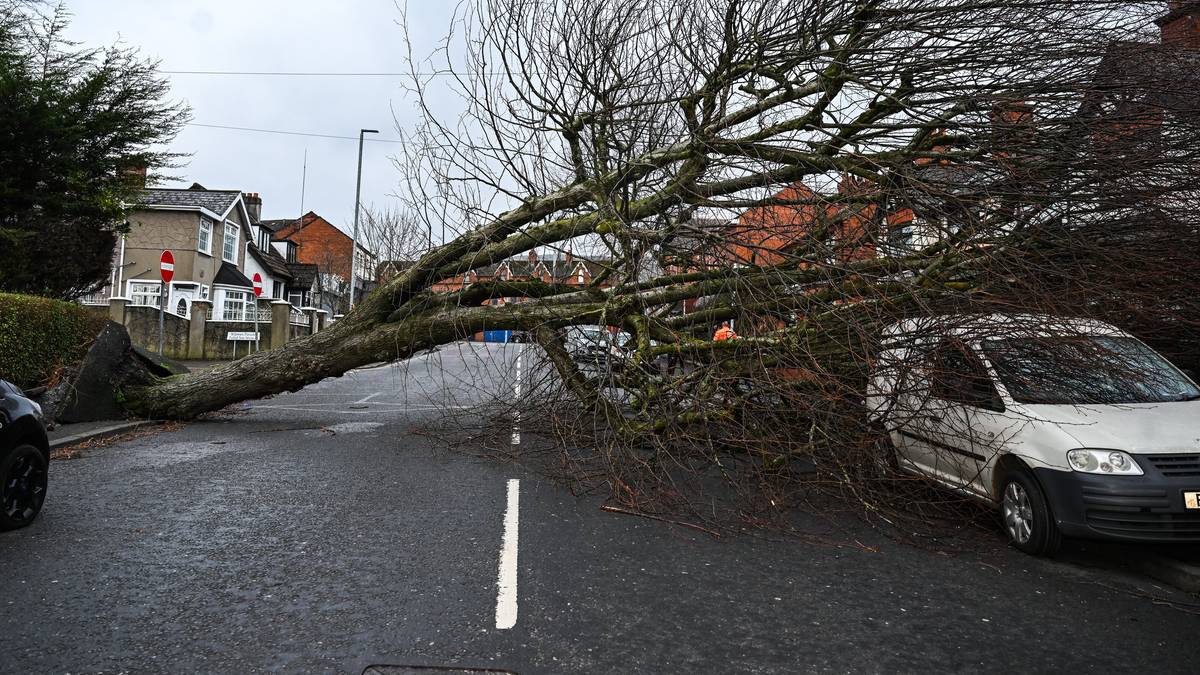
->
0, 292, 109, 388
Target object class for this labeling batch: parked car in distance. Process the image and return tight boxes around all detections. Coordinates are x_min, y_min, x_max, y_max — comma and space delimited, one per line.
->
867, 314, 1200, 555
0, 379, 49, 531
563, 326, 629, 368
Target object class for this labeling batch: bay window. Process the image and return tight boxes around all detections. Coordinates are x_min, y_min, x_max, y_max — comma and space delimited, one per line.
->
221, 290, 251, 321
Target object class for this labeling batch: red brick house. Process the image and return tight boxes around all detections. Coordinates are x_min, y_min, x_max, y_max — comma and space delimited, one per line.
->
265, 212, 376, 314
727, 179, 920, 269
425, 250, 613, 298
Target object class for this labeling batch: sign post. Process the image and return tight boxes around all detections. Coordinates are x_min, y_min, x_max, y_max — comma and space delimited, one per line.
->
158, 250, 174, 355
252, 273, 263, 352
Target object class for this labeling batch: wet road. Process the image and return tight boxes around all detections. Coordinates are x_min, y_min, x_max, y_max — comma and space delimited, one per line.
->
1, 343, 1197, 673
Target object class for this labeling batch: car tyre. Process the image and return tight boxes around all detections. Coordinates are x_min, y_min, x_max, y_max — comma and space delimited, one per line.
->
1000, 468, 1060, 556
0, 444, 48, 531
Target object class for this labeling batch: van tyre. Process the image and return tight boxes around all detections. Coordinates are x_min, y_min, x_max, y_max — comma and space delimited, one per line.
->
0, 444, 48, 531
1000, 468, 1060, 556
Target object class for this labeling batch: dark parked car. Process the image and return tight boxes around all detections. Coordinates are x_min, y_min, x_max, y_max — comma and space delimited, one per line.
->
0, 380, 49, 531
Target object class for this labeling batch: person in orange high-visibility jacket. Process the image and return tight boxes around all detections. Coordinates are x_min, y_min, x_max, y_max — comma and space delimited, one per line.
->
713, 321, 737, 341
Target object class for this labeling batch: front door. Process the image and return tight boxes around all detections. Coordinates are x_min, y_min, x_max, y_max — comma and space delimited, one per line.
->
897, 339, 1006, 499
172, 284, 197, 318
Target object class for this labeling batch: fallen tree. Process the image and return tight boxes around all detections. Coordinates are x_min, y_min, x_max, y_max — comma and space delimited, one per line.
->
117, 0, 1200, 521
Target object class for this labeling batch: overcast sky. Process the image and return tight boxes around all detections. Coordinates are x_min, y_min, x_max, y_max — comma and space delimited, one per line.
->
64, 0, 455, 238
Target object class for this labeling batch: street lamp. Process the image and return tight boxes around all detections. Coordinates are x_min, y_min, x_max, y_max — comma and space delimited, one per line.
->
348, 128, 379, 312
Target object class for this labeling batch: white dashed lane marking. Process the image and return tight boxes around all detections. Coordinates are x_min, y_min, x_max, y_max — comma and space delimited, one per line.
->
511, 349, 522, 446
495, 478, 520, 630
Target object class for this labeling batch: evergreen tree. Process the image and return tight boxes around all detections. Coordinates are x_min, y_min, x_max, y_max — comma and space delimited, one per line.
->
0, 2, 188, 298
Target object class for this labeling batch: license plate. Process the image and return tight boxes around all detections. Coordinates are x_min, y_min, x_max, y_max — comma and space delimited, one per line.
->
1186, 491, 1200, 510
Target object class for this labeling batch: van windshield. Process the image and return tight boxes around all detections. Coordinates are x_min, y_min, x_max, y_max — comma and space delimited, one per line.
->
980, 336, 1200, 405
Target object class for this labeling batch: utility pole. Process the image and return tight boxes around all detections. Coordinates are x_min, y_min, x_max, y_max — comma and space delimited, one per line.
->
348, 128, 378, 312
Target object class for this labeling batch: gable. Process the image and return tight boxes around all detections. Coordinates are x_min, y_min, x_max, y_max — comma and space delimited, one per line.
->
287, 215, 350, 244
223, 198, 254, 241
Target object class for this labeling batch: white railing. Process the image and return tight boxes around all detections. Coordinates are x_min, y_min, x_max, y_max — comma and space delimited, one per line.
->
257, 306, 273, 322
290, 308, 308, 326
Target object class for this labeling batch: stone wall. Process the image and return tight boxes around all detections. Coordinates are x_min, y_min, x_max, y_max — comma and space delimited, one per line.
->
124, 306, 190, 360
112, 302, 316, 361
203, 321, 274, 360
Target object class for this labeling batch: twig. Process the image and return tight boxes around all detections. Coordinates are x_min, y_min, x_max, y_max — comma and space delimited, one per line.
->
601, 503, 722, 538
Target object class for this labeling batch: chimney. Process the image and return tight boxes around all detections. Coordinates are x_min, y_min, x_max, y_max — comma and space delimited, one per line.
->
1159, 1, 1200, 48
122, 164, 147, 188
528, 249, 538, 264
244, 192, 262, 223
838, 174, 874, 194
990, 99, 1034, 125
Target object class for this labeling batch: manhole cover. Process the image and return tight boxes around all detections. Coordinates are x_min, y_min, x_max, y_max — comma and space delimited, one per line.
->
362, 662, 518, 667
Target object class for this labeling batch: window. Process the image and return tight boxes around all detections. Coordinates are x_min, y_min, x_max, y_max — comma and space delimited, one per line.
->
222, 222, 240, 263
221, 290, 251, 321
129, 281, 161, 308
200, 285, 210, 300
176, 298, 188, 317
577, 271, 584, 284
885, 221, 914, 255
198, 218, 213, 255
288, 291, 304, 307
982, 336, 1200, 405
258, 229, 271, 251
274, 282, 284, 299
929, 341, 1003, 411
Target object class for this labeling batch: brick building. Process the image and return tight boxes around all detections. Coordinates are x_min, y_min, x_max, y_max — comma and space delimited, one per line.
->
265, 212, 376, 314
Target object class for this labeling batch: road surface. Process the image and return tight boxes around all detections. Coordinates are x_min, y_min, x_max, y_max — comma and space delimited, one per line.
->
1, 343, 1196, 673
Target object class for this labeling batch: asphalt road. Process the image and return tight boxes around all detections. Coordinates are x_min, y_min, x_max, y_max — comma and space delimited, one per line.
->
2, 342, 1198, 674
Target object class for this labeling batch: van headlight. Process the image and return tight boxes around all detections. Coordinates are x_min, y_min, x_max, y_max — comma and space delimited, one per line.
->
1066, 449, 1143, 475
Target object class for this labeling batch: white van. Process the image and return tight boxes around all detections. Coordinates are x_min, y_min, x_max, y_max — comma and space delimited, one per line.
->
866, 314, 1200, 555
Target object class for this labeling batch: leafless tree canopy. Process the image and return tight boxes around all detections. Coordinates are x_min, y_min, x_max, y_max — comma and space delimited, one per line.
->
129, 0, 1200, 525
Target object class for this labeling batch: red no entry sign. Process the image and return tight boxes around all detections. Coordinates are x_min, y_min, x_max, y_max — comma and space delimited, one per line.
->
252, 272, 263, 297
159, 250, 174, 283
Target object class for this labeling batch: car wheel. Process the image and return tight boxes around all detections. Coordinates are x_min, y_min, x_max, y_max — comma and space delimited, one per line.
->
1, 444, 48, 531
1000, 468, 1060, 556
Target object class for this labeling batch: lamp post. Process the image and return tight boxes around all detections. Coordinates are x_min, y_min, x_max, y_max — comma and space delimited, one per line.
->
348, 128, 378, 312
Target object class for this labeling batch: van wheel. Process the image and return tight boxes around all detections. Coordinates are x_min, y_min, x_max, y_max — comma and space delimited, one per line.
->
1000, 468, 1060, 556
1, 444, 48, 531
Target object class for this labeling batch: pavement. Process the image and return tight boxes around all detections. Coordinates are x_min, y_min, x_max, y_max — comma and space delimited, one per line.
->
46, 419, 155, 449
3, 342, 1200, 674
